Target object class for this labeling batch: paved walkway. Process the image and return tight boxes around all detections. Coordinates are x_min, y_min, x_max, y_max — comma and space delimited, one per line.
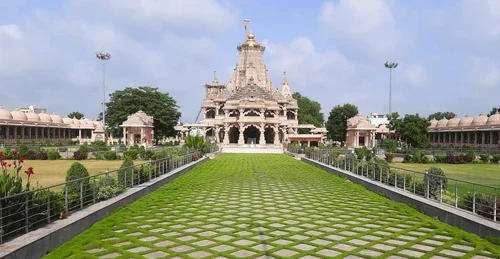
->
45, 154, 499, 259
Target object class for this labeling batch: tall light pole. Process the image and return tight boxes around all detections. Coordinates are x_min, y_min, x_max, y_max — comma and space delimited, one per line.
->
96, 51, 111, 132
384, 61, 398, 115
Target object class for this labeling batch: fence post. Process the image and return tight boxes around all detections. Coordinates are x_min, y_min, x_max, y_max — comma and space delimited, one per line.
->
494, 188, 497, 222
47, 193, 51, 224
80, 181, 84, 209
149, 159, 152, 181
455, 180, 458, 208
105, 168, 110, 185
394, 171, 397, 188
473, 184, 476, 214
25, 193, 29, 233
93, 178, 96, 204
124, 167, 127, 188
403, 171, 406, 191
131, 167, 134, 187
0, 202, 3, 244
440, 179, 443, 203
413, 172, 416, 194
424, 171, 429, 199
65, 183, 69, 216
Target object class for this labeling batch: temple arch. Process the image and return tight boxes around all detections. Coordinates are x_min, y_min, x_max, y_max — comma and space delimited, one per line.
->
243, 125, 260, 144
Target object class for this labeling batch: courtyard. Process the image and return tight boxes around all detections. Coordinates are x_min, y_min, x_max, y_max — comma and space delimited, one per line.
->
44, 154, 499, 258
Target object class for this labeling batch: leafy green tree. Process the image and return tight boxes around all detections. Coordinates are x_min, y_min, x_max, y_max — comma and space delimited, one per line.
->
388, 112, 430, 148
488, 107, 500, 116
100, 86, 181, 143
67, 111, 84, 119
185, 135, 206, 149
427, 111, 457, 120
292, 92, 324, 133
326, 104, 359, 141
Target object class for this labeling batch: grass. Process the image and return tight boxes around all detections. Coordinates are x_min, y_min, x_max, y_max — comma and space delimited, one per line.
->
389, 163, 500, 187
14, 160, 126, 189
43, 154, 499, 259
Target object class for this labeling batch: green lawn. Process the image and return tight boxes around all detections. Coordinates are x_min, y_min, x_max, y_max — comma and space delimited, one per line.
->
389, 162, 500, 191
44, 154, 499, 258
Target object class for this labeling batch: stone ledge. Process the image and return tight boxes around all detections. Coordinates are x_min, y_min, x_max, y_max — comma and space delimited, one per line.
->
0, 157, 208, 259
302, 157, 500, 237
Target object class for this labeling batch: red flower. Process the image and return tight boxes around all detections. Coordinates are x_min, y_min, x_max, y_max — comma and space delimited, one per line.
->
0, 153, 6, 160
24, 167, 34, 176
12, 150, 17, 156
19, 155, 24, 163
1, 161, 6, 167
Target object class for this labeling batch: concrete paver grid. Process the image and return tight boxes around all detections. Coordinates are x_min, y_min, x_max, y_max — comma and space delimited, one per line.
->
43, 154, 499, 259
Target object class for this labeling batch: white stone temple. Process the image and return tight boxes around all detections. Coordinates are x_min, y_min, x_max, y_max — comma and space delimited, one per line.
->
176, 20, 327, 152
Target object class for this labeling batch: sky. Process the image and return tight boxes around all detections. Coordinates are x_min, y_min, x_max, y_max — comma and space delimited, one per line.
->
1, 0, 500, 123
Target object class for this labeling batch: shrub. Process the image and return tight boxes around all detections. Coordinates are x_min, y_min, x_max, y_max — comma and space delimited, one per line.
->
354, 148, 364, 160
185, 135, 206, 149
412, 151, 428, 163
94, 152, 104, 160
46, 148, 61, 160
403, 154, 413, 163
73, 150, 85, 160
364, 148, 373, 161
78, 143, 89, 160
95, 177, 125, 201
425, 167, 447, 199
19, 144, 29, 156
466, 150, 476, 163
25, 150, 37, 160
384, 153, 394, 163
103, 150, 118, 160
118, 157, 135, 186
380, 138, 397, 152
461, 192, 500, 220
65, 162, 92, 209
90, 141, 109, 151
123, 149, 138, 160
37, 151, 48, 160
492, 154, 500, 164
433, 153, 446, 163
141, 150, 155, 160
444, 154, 468, 164
479, 154, 490, 163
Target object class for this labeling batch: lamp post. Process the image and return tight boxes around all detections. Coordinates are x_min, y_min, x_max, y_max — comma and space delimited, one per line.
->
95, 51, 111, 131
384, 61, 398, 115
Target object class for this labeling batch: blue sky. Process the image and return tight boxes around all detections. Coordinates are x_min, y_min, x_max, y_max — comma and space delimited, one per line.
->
1, 0, 499, 122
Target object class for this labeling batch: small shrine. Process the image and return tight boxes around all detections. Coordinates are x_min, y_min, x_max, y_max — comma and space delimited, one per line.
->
120, 111, 154, 147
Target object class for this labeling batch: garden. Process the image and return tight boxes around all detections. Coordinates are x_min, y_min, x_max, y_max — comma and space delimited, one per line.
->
43, 154, 498, 259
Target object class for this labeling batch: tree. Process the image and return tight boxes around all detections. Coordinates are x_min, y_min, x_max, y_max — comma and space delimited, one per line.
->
67, 111, 84, 119
101, 86, 181, 143
292, 93, 324, 133
427, 111, 457, 121
488, 107, 500, 116
388, 112, 430, 148
326, 104, 359, 141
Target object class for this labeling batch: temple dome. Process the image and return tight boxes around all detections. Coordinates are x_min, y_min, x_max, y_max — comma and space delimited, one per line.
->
72, 118, 80, 125
436, 118, 449, 127
62, 117, 73, 124
472, 113, 487, 126
0, 106, 13, 120
26, 112, 40, 122
241, 31, 261, 48
458, 114, 473, 126
447, 117, 460, 127
50, 113, 63, 123
11, 109, 27, 121
487, 111, 500, 125
39, 112, 52, 122
429, 118, 438, 128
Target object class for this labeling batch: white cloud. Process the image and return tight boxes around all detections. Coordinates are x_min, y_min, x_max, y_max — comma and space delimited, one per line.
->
468, 57, 500, 88
402, 64, 430, 89
0, 24, 22, 40
318, 0, 399, 58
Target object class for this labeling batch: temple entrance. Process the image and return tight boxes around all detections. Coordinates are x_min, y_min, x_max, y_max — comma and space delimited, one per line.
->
219, 129, 225, 143
228, 127, 239, 144
244, 126, 260, 144
206, 128, 215, 143
264, 127, 275, 144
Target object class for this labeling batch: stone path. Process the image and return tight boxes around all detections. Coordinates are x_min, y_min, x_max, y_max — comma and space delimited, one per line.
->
45, 154, 499, 259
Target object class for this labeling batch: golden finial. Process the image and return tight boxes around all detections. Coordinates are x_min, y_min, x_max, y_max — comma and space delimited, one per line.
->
283, 71, 288, 83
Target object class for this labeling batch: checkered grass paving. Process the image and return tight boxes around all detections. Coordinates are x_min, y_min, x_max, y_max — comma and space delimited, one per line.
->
43, 154, 500, 259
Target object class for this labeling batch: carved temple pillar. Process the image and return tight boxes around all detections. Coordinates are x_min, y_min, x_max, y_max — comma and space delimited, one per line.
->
238, 123, 245, 145
223, 124, 229, 144
259, 124, 265, 145
273, 126, 280, 145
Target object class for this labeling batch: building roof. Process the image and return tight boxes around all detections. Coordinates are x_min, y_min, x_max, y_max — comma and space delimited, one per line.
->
347, 114, 377, 130
120, 110, 154, 127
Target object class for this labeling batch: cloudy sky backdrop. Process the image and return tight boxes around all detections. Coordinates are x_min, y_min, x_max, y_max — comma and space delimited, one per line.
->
1, 0, 499, 122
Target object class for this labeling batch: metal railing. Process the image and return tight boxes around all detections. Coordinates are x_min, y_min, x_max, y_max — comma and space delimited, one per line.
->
300, 149, 499, 224
0, 147, 216, 244
376, 147, 500, 155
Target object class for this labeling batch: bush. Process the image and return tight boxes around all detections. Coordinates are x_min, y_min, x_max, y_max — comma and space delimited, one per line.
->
479, 154, 490, 163
19, 144, 29, 156
425, 167, 447, 199
492, 154, 500, 164
118, 157, 135, 186
466, 150, 476, 163
403, 154, 413, 163
384, 152, 394, 163
103, 150, 118, 160
123, 149, 138, 160
412, 151, 428, 163
65, 162, 92, 208
37, 151, 48, 160
354, 148, 364, 160
461, 192, 500, 220
73, 150, 85, 160
90, 141, 109, 151
46, 148, 61, 160
25, 150, 37, 160
380, 138, 397, 152
94, 152, 104, 160
433, 153, 446, 163
444, 154, 469, 164
78, 143, 89, 160
364, 148, 373, 161
95, 177, 125, 201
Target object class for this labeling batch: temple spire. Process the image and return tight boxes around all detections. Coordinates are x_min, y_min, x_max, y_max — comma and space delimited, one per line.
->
281, 71, 291, 98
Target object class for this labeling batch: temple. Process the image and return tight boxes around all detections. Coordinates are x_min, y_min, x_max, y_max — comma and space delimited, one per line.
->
176, 21, 326, 151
